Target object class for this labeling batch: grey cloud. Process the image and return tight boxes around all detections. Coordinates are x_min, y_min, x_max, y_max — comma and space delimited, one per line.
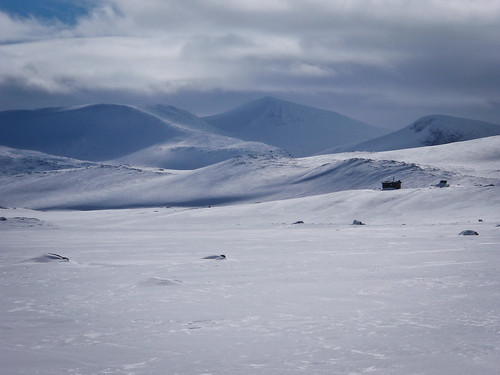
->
0, 1, 499, 128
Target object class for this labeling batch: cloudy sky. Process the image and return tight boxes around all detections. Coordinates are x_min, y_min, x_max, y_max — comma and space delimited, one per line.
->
1, 0, 499, 128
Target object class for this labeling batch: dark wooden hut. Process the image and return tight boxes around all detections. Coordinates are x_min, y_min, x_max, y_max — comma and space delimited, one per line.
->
381, 179, 402, 190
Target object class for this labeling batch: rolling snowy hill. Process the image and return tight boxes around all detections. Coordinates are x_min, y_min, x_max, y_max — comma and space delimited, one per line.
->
0, 104, 284, 169
1, 136, 498, 210
330, 115, 500, 152
204, 97, 389, 157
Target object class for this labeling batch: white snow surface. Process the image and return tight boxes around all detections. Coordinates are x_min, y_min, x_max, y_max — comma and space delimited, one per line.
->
204, 97, 389, 157
1, 184, 499, 374
0, 124, 499, 374
331, 115, 500, 153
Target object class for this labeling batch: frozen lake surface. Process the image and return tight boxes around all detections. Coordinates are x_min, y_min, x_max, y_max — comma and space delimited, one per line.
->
1, 193, 499, 374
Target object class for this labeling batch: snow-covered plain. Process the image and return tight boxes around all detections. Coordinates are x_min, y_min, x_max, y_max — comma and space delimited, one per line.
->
1, 136, 500, 374
1, 189, 499, 375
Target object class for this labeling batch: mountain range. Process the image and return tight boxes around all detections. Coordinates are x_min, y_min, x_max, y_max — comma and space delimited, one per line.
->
1, 96, 499, 209
0, 103, 284, 170
2, 97, 498, 170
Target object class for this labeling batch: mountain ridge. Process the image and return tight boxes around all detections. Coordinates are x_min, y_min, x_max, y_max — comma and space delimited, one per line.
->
0, 103, 285, 169
1, 99, 499, 172
330, 114, 500, 153
203, 97, 389, 157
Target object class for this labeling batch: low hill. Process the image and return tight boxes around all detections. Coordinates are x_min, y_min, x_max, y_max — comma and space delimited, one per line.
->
204, 97, 388, 157
331, 115, 500, 153
1, 136, 498, 210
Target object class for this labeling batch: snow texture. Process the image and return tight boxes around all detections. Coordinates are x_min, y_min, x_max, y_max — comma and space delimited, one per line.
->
0, 99, 499, 374
1, 182, 499, 374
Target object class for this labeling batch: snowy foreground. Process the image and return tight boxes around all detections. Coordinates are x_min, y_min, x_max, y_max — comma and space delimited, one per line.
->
1, 186, 500, 374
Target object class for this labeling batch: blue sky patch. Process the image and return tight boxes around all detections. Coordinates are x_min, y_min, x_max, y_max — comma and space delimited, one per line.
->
0, 0, 96, 24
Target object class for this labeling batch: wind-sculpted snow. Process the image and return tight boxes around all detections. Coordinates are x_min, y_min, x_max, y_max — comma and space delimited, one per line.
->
333, 115, 500, 152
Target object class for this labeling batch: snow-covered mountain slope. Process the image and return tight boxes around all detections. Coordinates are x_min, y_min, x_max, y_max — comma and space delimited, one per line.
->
112, 132, 287, 170
142, 104, 223, 134
203, 97, 389, 157
0, 104, 187, 161
0, 104, 284, 169
331, 115, 500, 152
329, 136, 500, 179
1, 136, 498, 210
0, 146, 97, 176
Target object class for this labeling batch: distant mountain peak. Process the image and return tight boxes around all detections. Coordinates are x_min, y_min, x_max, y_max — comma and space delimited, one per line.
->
409, 114, 468, 133
410, 115, 438, 133
333, 114, 500, 152
204, 97, 388, 157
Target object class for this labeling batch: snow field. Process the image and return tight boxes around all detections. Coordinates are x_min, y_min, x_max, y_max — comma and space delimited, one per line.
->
1, 189, 499, 374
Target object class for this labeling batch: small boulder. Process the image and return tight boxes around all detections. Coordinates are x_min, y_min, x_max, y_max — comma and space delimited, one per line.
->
203, 254, 226, 260
47, 253, 69, 261
459, 230, 479, 236
28, 253, 70, 263
352, 220, 365, 225
436, 180, 449, 188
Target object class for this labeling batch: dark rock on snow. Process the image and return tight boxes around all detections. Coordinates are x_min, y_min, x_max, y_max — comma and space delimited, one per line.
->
459, 230, 479, 236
